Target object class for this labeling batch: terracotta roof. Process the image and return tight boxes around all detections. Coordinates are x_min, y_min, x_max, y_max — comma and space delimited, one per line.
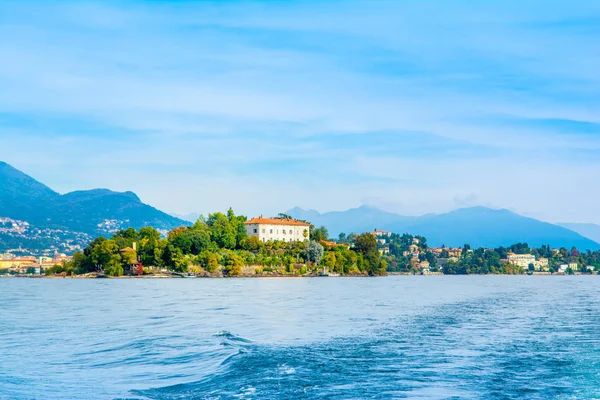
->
245, 217, 310, 227
120, 247, 135, 252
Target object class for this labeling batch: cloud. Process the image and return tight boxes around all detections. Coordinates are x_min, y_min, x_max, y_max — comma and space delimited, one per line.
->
0, 0, 599, 223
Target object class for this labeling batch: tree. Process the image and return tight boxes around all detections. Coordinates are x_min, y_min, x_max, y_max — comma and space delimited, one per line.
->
241, 235, 262, 252
208, 212, 237, 249
104, 254, 124, 277
354, 233, 381, 275
378, 259, 388, 275
311, 226, 329, 242
224, 253, 243, 276
566, 267, 574, 275
338, 232, 347, 243
323, 252, 336, 273
355, 233, 377, 254
121, 249, 138, 266
162, 245, 188, 272
91, 239, 119, 270
528, 263, 535, 273
305, 241, 324, 264
198, 251, 220, 273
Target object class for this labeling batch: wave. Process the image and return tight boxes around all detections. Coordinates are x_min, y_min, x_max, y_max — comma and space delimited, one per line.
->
133, 292, 600, 399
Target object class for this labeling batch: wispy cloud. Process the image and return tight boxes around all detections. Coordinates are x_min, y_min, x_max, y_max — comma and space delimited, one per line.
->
0, 0, 599, 222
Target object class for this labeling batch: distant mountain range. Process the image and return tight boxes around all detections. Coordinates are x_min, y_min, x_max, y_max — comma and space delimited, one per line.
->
0, 162, 188, 250
3, 160, 599, 252
172, 213, 201, 223
557, 223, 600, 245
288, 205, 600, 250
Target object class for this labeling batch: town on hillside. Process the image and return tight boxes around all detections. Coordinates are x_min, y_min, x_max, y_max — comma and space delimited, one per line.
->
1, 210, 599, 278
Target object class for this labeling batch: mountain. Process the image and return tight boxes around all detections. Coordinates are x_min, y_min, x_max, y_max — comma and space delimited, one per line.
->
0, 162, 59, 222
288, 205, 600, 250
557, 223, 600, 244
288, 205, 417, 236
388, 207, 600, 250
0, 162, 188, 245
172, 213, 201, 223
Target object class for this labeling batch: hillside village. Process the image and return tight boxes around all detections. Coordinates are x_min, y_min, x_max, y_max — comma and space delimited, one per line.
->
2, 210, 599, 277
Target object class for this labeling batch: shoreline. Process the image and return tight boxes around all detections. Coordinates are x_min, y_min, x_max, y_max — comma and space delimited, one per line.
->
2, 272, 597, 279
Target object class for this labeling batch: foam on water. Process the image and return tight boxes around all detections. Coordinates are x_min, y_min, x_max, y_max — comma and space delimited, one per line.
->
1, 277, 599, 399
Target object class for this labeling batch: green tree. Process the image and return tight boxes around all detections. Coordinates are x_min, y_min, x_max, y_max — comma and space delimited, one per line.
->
104, 254, 124, 277
198, 251, 220, 273
241, 235, 262, 252
311, 226, 329, 242
208, 212, 237, 249
354, 233, 381, 275
323, 252, 336, 273
305, 241, 324, 264
224, 253, 243, 276
91, 239, 119, 269
121, 249, 138, 265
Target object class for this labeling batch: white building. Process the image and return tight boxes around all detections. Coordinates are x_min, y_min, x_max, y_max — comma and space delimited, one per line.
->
373, 229, 391, 238
245, 217, 310, 243
507, 253, 536, 268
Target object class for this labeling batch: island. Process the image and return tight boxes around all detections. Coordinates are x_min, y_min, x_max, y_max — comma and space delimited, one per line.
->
1, 209, 599, 278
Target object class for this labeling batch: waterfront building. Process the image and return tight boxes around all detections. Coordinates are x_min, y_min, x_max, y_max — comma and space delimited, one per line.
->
507, 253, 536, 268
245, 216, 310, 243
568, 262, 578, 271
0, 256, 36, 270
558, 264, 569, 273
535, 258, 549, 271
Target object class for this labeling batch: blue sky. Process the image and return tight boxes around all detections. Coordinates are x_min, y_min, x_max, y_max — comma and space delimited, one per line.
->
1, 0, 599, 223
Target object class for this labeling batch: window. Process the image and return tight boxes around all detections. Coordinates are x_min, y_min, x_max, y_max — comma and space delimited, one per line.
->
270, 229, 273, 234
253, 229, 257, 234
262, 229, 265, 234
283, 229, 286, 235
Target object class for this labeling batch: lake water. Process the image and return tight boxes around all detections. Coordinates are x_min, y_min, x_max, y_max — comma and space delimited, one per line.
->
1, 276, 600, 399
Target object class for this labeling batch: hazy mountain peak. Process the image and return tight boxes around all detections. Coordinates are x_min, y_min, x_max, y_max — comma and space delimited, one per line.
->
0, 162, 188, 247
289, 203, 600, 250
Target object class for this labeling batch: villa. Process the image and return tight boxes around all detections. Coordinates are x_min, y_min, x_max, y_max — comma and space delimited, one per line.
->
245, 216, 310, 243
507, 253, 536, 268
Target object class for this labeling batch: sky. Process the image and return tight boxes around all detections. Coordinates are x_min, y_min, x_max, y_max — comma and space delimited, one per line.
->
1, 0, 599, 223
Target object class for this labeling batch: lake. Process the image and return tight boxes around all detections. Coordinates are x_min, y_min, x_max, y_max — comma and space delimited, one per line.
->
1, 276, 600, 399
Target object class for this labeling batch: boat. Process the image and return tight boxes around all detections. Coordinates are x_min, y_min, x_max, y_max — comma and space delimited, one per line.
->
318, 272, 340, 277
174, 272, 197, 278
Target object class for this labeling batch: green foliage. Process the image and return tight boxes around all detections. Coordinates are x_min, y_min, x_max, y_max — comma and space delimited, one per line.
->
241, 235, 262, 252
91, 239, 119, 268
354, 233, 381, 275
198, 251, 219, 273
104, 254, 124, 277
121, 249, 137, 265
305, 241, 324, 264
223, 253, 243, 276
311, 226, 329, 242
60, 207, 600, 278
323, 252, 336, 272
